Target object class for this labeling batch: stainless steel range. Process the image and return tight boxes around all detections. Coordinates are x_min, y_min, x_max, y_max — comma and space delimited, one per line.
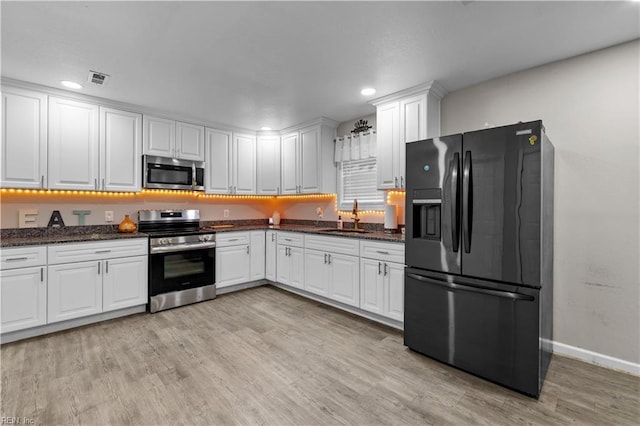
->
138, 209, 216, 313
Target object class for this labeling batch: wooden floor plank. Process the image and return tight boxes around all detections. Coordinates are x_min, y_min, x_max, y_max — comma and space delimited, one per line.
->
1, 285, 638, 425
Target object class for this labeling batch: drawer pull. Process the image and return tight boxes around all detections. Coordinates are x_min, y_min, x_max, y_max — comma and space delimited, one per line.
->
284, 238, 292, 241
95, 250, 111, 254
6, 257, 28, 261
375, 250, 390, 255
228, 238, 239, 242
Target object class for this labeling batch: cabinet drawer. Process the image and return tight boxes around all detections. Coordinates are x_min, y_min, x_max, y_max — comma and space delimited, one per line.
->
0, 246, 47, 270
305, 235, 359, 257
277, 232, 304, 247
215, 231, 250, 247
360, 240, 405, 264
48, 238, 147, 264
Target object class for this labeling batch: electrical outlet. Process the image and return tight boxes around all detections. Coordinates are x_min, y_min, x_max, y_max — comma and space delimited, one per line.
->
105, 211, 114, 222
223, 209, 229, 218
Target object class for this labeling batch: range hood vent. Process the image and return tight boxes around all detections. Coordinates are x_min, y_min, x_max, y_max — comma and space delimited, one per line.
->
87, 71, 110, 86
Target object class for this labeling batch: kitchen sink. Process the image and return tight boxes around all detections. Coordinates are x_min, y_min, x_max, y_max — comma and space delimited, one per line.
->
318, 228, 369, 234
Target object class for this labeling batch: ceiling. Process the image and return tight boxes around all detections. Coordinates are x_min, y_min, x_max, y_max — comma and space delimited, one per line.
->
2, 1, 638, 131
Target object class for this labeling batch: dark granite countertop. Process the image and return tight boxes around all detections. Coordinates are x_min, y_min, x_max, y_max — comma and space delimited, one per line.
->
204, 224, 405, 243
1, 226, 148, 248
1, 221, 404, 248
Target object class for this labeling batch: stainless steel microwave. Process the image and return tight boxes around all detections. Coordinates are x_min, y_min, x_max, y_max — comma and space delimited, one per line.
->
143, 155, 205, 191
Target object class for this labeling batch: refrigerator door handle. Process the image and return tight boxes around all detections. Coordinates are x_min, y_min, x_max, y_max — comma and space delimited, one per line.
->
462, 150, 473, 253
451, 152, 460, 253
407, 273, 534, 301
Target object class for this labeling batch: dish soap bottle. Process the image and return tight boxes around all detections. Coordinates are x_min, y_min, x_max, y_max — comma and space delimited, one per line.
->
337, 215, 343, 229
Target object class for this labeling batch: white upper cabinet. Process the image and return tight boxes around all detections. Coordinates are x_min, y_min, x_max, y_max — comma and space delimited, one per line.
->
256, 133, 281, 195
371, 81, 446, 190
205, 127, 232, 194
176, 121, 205, 161
143, 115, 175, 157
376, 102, 400, 190
279, 119, 337, 194
206, 129, 255, 194
233, 133, 256, 194
280, 132, 299, 194
1, 87, 48, 189
143, 115, 204, 161
48, 97, 100, 190
99, 107, 142, 192
299, 125, 321, 193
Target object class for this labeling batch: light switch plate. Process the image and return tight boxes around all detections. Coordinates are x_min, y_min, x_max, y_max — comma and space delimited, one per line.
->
105, 211, 114, 222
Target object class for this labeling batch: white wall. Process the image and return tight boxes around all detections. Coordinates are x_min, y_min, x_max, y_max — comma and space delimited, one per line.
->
441, 40, 640, 365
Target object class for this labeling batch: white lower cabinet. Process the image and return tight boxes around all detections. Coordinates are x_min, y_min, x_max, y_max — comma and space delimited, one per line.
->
48, 261, 102, 323
276, 232, 304, 289
0, 266, 47, 333
0, 246, 47, 333
303, 235, 360, 308
216, 245, 250, 288
359, 240, 405, 322
47, 239, 147, 324
102, 256, 148, 312
250, 231, 265, 281
215, 231, 264, 289
304, 249, 329, 296
265, 230, 277, 281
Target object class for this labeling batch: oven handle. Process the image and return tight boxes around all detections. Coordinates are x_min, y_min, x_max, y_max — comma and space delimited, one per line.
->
150, 242, 217, 254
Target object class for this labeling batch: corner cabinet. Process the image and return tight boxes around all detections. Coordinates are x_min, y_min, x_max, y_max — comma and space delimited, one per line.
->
215, 231, 264, 289
143, 115, 204, 161
1, 86, 48, 189
256, 133, 281, 195
280, 119, 337, 194
371, 81, 447, 190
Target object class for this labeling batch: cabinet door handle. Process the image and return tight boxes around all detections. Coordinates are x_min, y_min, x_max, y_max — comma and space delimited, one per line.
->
40, 267, 44, 282
324, 253, 327, 264
400, 176, 404, 188
94, 178, 98, 190
97, 262, 101, 275
6, 257, 28, 262
271, 233, 275, 242
95, 250, 111, 254
394, 177, 398, 188
106, 261, 109, 274
327, 254, 331, 265
246, 245, 250, 254
378, 261, 382, 275
375, 250, 389, 255
41, 176, 44, 188
102, 178, 105, 190
384, 263, 388, 276
277, 186, 280, 194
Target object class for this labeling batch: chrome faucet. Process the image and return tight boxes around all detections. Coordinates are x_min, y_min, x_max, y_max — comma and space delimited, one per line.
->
352, 199, 360, 230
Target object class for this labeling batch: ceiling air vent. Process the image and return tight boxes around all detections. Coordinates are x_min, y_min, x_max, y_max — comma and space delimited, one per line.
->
87, 71, 110, 86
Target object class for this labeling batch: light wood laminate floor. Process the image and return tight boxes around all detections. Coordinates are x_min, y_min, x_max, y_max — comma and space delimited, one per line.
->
1, 285, 639, 425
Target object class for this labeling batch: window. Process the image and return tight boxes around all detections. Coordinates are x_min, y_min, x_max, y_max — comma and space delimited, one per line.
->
338, 157, 385, 211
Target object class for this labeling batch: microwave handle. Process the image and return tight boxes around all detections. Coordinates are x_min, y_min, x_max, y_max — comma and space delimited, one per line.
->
192, 163, 197, 189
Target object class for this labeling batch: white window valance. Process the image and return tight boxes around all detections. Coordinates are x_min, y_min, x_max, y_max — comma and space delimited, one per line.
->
334, 131, 377, 163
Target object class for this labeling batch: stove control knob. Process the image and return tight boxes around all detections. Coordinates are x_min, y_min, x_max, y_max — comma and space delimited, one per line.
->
159, 238, 169, 245
199, 235, 211, 242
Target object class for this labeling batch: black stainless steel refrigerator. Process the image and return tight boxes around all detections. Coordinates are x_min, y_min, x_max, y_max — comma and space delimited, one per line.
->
404, 120, 553, 398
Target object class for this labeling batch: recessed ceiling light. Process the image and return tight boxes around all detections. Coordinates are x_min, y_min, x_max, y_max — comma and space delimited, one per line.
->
61, 80, 82, 90
361, 88, 376, 96
260, 127, 272, 131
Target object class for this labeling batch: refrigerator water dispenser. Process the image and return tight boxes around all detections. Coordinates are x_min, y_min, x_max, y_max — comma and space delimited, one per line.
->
412, 188, 441, 240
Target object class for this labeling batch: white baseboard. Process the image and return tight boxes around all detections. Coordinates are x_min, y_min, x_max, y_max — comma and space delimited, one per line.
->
552, 341, 640, 376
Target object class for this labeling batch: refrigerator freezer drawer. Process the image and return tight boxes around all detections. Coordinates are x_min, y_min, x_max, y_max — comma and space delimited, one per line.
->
404, 268, 544, 397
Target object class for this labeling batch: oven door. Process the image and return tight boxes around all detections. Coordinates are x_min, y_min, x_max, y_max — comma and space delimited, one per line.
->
149, 247, 215, 296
